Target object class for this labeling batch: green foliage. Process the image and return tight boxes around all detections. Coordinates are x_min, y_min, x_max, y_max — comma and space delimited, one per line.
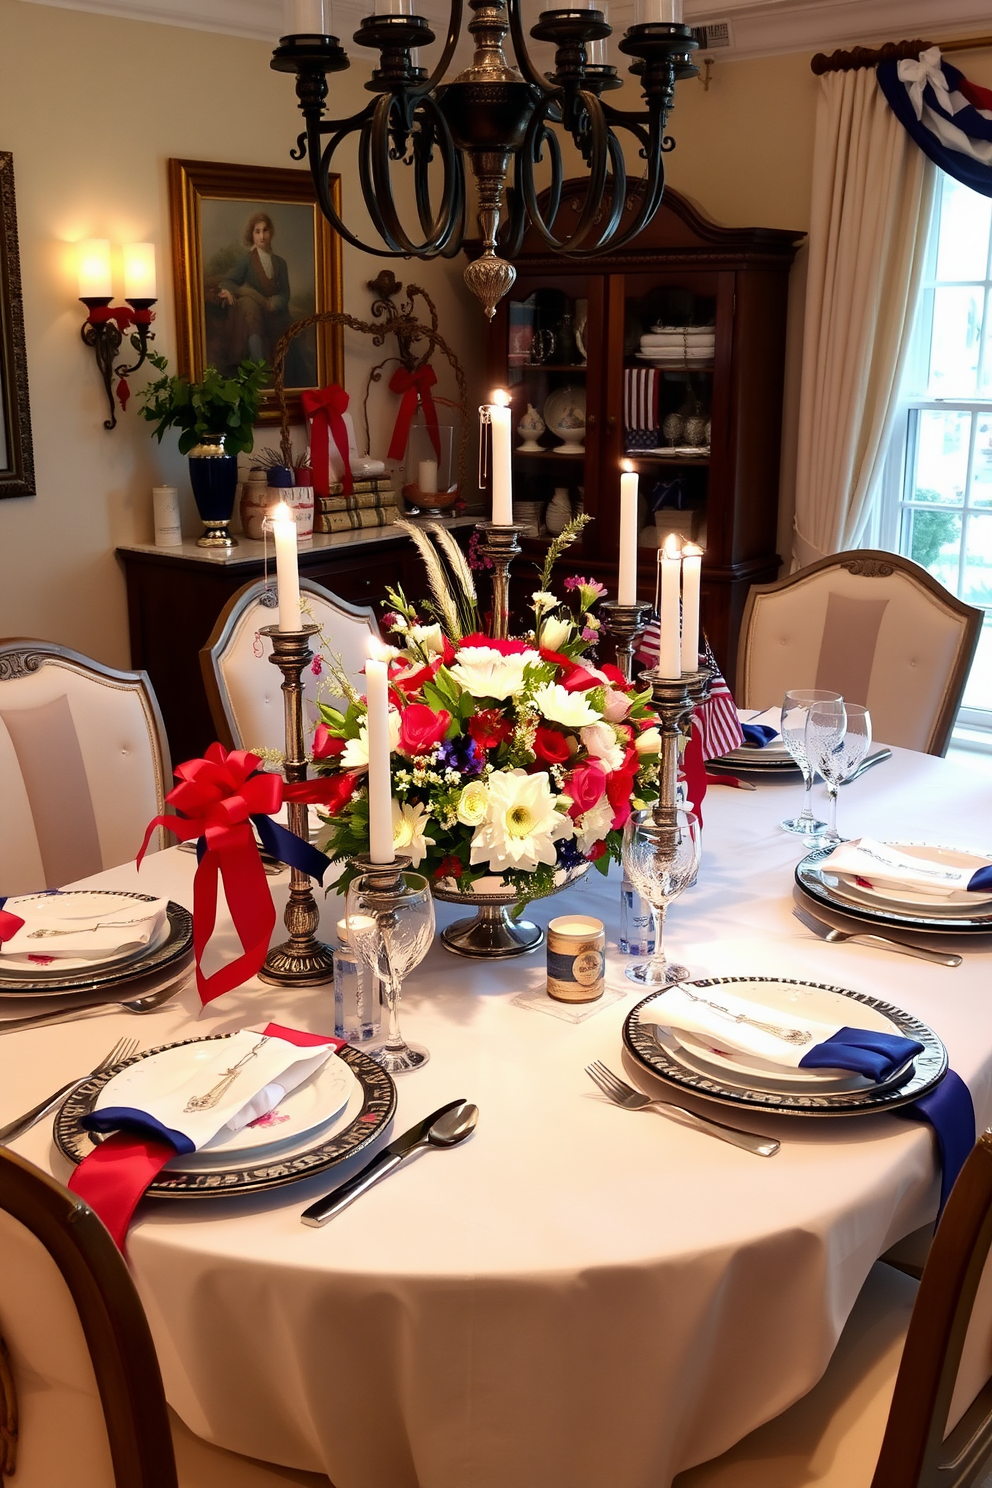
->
910, 490, 959, 572
137, 351, 268, 456
538, 513, 593, 593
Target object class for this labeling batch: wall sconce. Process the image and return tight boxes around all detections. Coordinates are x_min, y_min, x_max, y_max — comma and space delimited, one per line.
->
78, 240, 157, 430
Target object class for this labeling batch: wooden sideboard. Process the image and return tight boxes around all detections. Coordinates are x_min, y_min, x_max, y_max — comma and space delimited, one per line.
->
118, 518, 477, 765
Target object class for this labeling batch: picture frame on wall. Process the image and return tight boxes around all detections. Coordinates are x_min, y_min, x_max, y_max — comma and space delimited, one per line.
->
168, 158, 343, 424
0, 151, 35, 498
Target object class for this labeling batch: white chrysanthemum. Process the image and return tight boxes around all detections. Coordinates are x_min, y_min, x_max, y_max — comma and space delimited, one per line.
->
540, 615, 572, 652
533, 682, 600, 729
340, 708, 401, 770
634, 726, 662, 756
531, 590, 558, 614
448, 645, 539, 700
456, 779, 489, 826
580, 721, 627, 773
574, 797, 614, 855
469, 768, 572, 873
392, 798, 435, 867
407, 622, 445, 656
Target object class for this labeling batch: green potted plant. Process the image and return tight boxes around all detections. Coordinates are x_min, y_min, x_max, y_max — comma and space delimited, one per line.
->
138, 353, 268, 548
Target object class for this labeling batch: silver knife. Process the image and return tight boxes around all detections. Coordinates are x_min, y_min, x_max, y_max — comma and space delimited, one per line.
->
840, 748, 893, 785
300, 1098, 472, 1227
792, 905, 962, 967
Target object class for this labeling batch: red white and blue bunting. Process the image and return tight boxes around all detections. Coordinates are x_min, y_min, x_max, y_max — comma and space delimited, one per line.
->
878, 47, 992, 199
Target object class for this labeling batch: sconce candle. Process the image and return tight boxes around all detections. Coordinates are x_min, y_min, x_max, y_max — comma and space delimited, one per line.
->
122, 243, 156, 301
618, 462, 639, 605
272, 501, 302, 632
680, 542, 703, 672
658, 534, 682, 679
365, 656, 395, 864
77, 240, 112, 299
290, 0, 333, 30
489, 389, 513, 526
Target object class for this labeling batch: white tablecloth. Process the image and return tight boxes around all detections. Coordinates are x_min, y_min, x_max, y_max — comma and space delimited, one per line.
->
4, 748, 992, 1488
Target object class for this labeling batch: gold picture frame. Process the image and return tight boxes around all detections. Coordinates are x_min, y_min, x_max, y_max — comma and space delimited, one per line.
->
0, 152, 34, 498
168, 158, 343, 424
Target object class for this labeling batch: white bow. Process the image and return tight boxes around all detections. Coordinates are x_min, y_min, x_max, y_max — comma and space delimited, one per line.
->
897, 47, 953, 121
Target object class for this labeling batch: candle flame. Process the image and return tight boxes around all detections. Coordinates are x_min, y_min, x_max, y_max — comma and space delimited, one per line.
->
663, 533, 682, 559
367, 636, 393, 663
682, 543, 704, 557
272, 501, 294, 525
491, 388, 510, 408
621, 459, 634, 473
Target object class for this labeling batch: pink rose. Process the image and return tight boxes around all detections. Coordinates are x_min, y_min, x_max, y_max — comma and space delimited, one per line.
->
566, 760, 607, 818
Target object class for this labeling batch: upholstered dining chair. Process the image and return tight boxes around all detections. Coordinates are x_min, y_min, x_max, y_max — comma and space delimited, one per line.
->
199, 578, 381, 755
0, 640, 171, 897
674, 1128, 992, 1488
735, 552, 983, 755
0, 1147, 331, 1486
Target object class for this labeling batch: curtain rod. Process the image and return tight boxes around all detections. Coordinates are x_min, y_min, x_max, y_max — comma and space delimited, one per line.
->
811, 34, 992, 76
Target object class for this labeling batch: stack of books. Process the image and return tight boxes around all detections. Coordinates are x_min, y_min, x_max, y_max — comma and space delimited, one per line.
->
314, 478, 398, 534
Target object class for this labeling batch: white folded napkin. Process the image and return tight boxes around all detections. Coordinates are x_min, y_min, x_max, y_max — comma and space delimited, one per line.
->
639, 985, 840, 1069
820, 838, 990, 899
1, 894, 168, 959
738, 706, 781, 732
87, 1028, 338, 1152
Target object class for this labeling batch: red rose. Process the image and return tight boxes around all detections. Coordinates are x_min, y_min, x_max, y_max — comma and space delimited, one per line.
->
533, 725, 572, 765
589, 839, 609, 861
539, 648, 573, 670
312, 723, 346, 760
441, 635, 456, 665
435, 854, 463, 880
561, 664, 602, 694
566, 761, 607, 817
315, 770, 361, 816
381, 612, 403, 631
607, 768, 636, 829
599, 663, 631, 690
391, 658, 442, 695
399, 703, 452, 756
459, 633, 533, 656
468, 709, 513, 750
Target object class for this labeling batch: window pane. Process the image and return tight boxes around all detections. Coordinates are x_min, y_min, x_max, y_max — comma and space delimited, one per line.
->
961, 511, 992, 607
963, 617, 992, 710
972, 414, 992, 508
901, 505, 962, 589
928, 287, 983, 396
935, 176, 992, 281
911, 409, 971, 504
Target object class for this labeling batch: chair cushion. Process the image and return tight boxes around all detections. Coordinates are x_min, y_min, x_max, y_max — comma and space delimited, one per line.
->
672, 1263, 918, 1487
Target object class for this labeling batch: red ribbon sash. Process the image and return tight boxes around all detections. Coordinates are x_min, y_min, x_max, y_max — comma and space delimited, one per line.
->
69, 1023, 347, 1251
300, 384, 352, 498
387, 364, 441, 464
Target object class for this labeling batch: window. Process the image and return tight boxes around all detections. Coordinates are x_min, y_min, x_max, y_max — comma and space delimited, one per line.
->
872, 173, 992, 736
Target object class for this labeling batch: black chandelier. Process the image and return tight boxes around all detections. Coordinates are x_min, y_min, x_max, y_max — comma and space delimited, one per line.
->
272, 0, 697, 317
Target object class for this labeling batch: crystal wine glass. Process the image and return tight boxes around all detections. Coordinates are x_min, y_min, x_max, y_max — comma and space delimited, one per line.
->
346, 871, 435, 1074
621, 809, 700, 986
780, 689, 843, 837
804, 702, 872, 847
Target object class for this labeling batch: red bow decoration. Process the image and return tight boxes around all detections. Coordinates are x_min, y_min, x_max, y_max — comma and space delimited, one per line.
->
387, 364, 441, 464
301, 384, 352, 498
137, 743, 355, 1007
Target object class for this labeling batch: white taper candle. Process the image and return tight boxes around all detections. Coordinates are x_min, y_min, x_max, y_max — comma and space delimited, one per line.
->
272, 502, 302, 632
489, 389, 513, 526
618, 462, 639, 605
680, 543, 703, 672
365, 657, 394, 864
659, 534, 682, 679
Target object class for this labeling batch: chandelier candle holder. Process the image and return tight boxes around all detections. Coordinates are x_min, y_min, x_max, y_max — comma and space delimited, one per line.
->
598, 601, 655, 683
641, 666, 711, 852
257, 624, 337, 986
271, 0, 697, 318
475, 520, 525, 639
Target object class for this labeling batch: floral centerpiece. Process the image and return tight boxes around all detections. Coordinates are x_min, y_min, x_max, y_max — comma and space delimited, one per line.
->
310, 519, 663, 909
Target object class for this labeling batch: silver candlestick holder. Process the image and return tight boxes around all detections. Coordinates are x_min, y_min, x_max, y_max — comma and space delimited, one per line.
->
475, 520, 526, 640
257, 625, 336, 986
639, 666, 713, 850
598, 601, 655, 683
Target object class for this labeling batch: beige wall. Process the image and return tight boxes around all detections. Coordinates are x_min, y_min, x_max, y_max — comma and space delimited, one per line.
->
0, 0, 482, 668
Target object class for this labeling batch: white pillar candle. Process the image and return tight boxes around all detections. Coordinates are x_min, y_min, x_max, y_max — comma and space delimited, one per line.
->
365, 657, 394, 864
489, 389, 513, 526
288, 0, 332, 33
635, 0, 682, 20
659, 534, 682, 679
122, 243, 156, 299
78, 239, 112, 298
680, 543, 703, 672
272, 501, 302, 632
618, 462, 639, 605
418, 458, 438, 495
152, 485, 182, 547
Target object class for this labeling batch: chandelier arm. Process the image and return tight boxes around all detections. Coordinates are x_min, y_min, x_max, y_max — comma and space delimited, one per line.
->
291, 111, 412, 258
506, 0, 558, 95
367, 94, 464, 257
518, 92, 610, 253
420, 0, 464, 96
571, 112, 667, 255
412, 114, 468, 254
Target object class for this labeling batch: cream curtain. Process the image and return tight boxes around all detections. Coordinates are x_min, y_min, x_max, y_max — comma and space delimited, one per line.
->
792, 67, 937, 569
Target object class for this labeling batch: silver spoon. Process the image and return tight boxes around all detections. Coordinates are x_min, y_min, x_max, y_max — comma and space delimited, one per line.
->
0, 978, 189, 1036
301, 1100, 479, 1226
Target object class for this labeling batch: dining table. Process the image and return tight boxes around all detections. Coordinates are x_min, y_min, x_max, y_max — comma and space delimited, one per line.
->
3, 743, 992, 1488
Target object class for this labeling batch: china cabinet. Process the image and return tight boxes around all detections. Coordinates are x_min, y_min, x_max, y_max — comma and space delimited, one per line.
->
488, 185, 803, 676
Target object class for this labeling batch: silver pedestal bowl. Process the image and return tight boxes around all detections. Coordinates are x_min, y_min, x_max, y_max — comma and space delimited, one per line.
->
432, 865, 590, 958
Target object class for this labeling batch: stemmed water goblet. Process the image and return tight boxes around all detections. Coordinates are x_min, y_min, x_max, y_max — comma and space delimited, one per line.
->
346, 870, 435, 1074
804, 702, 872, 847
780, 689, 842, 838
621, 809, 700, 986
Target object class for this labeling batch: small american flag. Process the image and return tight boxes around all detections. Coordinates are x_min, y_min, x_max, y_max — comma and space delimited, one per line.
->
624, 368, 660, 431
634, 622, 744, 761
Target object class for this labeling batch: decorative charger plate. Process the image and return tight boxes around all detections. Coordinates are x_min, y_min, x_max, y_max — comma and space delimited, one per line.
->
55, 1035, 397, 1197
796, 848, 992, 935
708, 755, 800, 775
0, 896, 194, 996
622, 977, 947, 1116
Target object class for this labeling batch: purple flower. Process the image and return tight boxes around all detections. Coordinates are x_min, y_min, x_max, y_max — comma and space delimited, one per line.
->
556, 837, 588, 870
310, 655, 323, 676
468, 532, 494, 572
438, 735, 485, 776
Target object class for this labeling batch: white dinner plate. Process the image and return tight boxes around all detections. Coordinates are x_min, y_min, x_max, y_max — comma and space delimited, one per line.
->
95, 1040, 357, 1170
0, 891, 171, 977
660, 1030, 871, 1094
829, 843, 992, 914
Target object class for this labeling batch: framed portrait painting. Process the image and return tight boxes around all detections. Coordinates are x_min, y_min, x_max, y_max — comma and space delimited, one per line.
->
169, 158, 343, 423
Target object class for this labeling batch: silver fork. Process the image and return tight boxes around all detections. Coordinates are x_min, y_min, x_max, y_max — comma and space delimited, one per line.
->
585, 1061, 780, 1157
0, 1036, 139, 1145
